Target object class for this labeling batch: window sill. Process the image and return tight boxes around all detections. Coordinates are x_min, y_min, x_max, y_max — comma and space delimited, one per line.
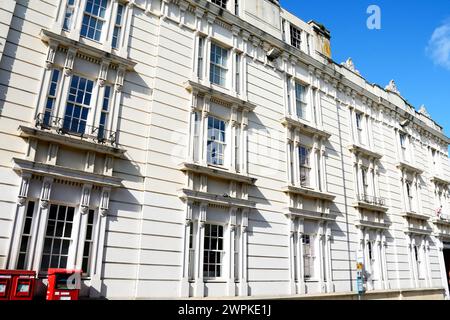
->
179, 162, 256, 184
203, 279, 227, 283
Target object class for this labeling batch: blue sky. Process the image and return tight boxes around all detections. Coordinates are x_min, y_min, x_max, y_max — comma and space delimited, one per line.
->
281, 0, 450, 137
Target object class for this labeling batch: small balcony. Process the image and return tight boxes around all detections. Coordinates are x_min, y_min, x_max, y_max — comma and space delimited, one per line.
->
36, 113, 117, 146
353, 194, 388, 212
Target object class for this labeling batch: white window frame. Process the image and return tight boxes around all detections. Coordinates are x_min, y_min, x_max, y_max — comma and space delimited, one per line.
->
40, 204, 76, 273
290, 24, 302, 49
16, 200, 37, 270
111, 2, 124, 49
295, 82, 308, 121
355, 112, 364, 145
80, 0, 109, 43
299, 145, 311, 187
210, 42, 229, 88
302, 234, 316, 281
63, 0, 77, 31
203, 223, 225, 279
207, 116, 227, 166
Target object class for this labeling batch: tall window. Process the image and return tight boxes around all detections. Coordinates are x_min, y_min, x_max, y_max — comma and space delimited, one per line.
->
43, 69, 61, 126
63, 75, 94, 135
234, 0, 239, 15
188, 221, 194, 280
81, 210, 95, 276
203, 224, 224, 278
197, 37, 204, 79
299, 146, 311, 187
295, 83, 307, 120
16, 201, 36, 269
235, 53, 241, 94
355, 112, 363, 145
111, 3, 124, 49
40, 205, 75, 272
290, 25, 302, 49
98, 86, 111, 141
302, 234, 315, 280
207, 117, 226, 166
210, 43, 228, 87
361, 167, 369, 196
211, 0, 227, 9
414, 245, 424, 279
400, 133, 407, 161
406, 181, 414, 212
63, 0, 76, 31
81, 0, 108, 42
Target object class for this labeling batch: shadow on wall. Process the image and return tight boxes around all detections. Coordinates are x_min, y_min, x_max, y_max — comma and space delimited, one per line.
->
0, 0, 31, 118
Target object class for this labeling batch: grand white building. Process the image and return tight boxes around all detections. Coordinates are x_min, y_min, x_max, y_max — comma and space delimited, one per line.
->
0, 0, 449, 299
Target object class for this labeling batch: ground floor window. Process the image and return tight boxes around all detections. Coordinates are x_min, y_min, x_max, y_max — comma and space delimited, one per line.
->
40, 204, 75, 272
302, 234, 316, 280
203, 224, 224, 278
16, 201, 36, 269
81, 209, 95, 276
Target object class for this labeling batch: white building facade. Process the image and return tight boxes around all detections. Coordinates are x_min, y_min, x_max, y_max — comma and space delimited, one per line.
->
0, 0, 449, 299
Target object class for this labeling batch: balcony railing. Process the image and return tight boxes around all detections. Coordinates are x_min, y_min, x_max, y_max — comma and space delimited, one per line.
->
35, 113, 117, 146
357, 194, 386, 207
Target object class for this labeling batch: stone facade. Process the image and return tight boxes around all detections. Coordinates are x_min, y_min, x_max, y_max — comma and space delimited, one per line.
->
0, 0, 449, 299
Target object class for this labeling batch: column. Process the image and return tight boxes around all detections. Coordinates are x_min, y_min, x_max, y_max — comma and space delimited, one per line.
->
293, 139, 300, 186
200, 96, 210, 166
204, 13, 215, 85
187, 100, 197, 163
325, 225, 333, 293
56, 48, 78, 120
194, 203, 207, 297
320, 142, 327, 192
297, 218, 305, 294
50, 0, 67, 33
30, 177, 54, 271
6, 173, 32, 269
69, 0, 87, 41
181, 201, 193, 297
312, 136, 319, 190
381, 232, 389, 289
240, 109, 248, 174
375, 232, 382, 290
227, 208, 237, 296
71, 184, 92, 269
289, 216, 296, 294
89, 187, 109, 298
294, 231, 302, 294
286, 138, 293, 185
318, 223, 325, 293
239, 209, 249, 296
230, 106, 238, 172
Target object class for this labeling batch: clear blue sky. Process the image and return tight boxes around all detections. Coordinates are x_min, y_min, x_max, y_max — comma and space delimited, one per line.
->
281, 0, 450, 137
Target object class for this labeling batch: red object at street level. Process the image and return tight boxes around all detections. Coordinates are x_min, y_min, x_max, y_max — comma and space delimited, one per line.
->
0, 270, 36, 301
46, 269, 81, 301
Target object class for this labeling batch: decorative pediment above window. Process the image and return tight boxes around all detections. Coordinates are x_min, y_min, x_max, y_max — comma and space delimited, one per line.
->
281, 116, 331, 139
282, 185, 335, 201
12, 158, 122, 188
185, 80, 256, 111
178, 188, 256, 209
348, 144, 382, 160
396, 161, 423, 175
179, 162, 256, 184
40, 29, 136, 71
285, 207, 337, 222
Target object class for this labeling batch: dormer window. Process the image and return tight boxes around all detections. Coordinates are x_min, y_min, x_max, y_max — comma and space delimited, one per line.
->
81, 0, 108, 42
290, 25, 302, 49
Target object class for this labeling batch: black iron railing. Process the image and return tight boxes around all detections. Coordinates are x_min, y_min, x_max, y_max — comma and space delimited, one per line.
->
35, 113, 117, 146
357, 194, 386, 207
